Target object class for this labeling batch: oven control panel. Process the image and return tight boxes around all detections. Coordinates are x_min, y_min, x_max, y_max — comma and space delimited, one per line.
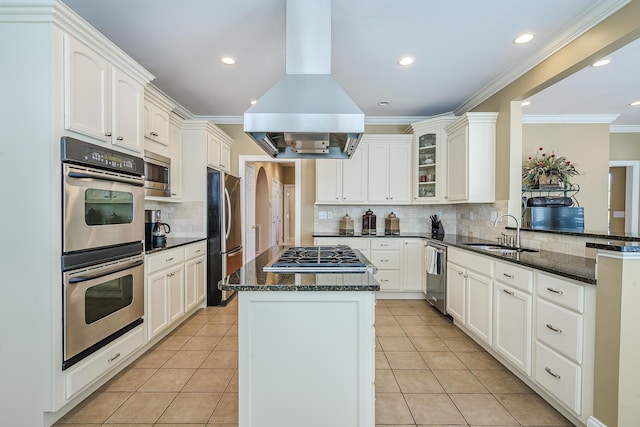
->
61, 136, 144, 176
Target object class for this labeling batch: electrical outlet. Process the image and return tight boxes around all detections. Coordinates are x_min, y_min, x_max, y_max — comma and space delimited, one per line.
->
319, 211, 327, 220
327, 212, 333, 219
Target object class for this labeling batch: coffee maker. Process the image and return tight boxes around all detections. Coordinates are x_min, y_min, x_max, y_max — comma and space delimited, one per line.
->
145, 209, 171, 249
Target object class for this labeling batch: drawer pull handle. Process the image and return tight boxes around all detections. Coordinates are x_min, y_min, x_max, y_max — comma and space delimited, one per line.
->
195, 249, 201, 253
546, 324, 562, 334
381, 279, 388, 282
547, 287, 564, 295
166, 257, 174, 262
458, 271, 464, 276
196, 260, 203, 265
380, 244, 389, 247
380, 259, 389, 262
108, 352, 121, 363
502, 273, 514, 279
545, 367, 561, 379
502, 289, 515, 296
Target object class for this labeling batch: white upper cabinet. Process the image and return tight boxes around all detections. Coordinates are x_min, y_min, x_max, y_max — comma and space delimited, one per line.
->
143, 93, 171, 148
206, 125, 233, 173
316, 144, 367, 204
64, 35, 110, 142
444, 112, 498, 202
365, 135, 412, 204
64, 34, 146, 153
411, 116, 455, 203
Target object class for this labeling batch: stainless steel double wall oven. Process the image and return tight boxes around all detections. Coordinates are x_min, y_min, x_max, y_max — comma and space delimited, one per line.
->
61, 137, 145, 370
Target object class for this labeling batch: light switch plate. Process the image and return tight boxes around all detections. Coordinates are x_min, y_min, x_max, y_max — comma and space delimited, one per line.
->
319, 211, 327, 220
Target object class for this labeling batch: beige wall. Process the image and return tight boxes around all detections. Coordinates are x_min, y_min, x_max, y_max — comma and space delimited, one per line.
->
473, 1, 640, 212
610, 132, 640, 160
522, 123, 610, 230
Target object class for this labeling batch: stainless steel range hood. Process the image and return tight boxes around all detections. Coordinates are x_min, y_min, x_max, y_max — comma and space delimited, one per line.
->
244, 0, 364, 159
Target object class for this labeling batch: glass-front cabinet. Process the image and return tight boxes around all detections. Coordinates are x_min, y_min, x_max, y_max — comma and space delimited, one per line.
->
411, 116, 455, 203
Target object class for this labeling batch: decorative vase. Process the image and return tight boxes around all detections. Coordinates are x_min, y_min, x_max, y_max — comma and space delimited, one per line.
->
539, 172, 563, 189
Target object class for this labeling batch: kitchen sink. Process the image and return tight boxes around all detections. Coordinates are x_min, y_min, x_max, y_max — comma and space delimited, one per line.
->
462, 243, 539, 253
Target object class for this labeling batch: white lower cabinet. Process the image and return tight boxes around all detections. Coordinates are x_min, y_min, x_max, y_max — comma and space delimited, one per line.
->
534, 341, 582, 414
403, 239, 425, 292
370, 239, 403, 292
145, 241, 206, 341
446, 248, 493, 345
494, 281, 532, 375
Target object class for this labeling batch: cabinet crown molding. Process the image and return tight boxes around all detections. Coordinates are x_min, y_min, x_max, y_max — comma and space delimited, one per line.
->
445, 112, 499, 134
360, 134, 413, 144
145, 85, 176, 112
181, 120, 233, 143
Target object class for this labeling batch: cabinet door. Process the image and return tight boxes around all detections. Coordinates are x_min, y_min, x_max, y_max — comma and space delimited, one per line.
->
111, 67, 143, 152
64, 35, 110, 142
367, 144, 389, 202
149, 104, 169, 146
220, 142, 231, 172
184, 259, 198, 312
316, 159, 341, 203
195, 256, 207, 303
446, 262, 466, 323
342, 144, 367, 203
403, 239, 424, 292
446, 125, 468, 201
494, 282, 532, 375
147, 271, 169, 340
207, 133, 220, 168
169, 121, 182, 199
387, 143, 412, 203
466, 271, 493, 345
167, 266, 184, 324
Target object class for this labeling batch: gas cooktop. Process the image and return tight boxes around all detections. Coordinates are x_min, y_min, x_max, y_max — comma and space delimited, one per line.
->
263, 245, 373, 273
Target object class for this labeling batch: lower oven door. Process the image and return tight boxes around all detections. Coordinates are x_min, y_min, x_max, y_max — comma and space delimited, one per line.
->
63, 164, 144, 253
63, 254, 144, 368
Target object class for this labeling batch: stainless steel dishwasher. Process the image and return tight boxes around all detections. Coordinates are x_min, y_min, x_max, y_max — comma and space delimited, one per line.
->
426, 240, 447, 315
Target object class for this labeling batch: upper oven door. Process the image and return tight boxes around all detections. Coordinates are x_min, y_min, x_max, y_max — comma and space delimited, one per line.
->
63, 164, 144, 254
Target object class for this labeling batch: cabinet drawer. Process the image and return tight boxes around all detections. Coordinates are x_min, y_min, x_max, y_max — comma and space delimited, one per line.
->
448, 248, 493, 276
495, 261, 532, 293
536, 299, 583, 364
147, 247, 184, 273
185, 241, 206, 260
371, 239, 401, 250
374, 270, 401, 291
534, 342, 581, 414
370, 250, 400, 270
66, 326, 144, 399
537, 273, 585, 313
315, 237, 370, 251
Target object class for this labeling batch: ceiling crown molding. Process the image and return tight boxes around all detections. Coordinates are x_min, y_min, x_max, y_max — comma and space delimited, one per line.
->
610, 125, 640, 133
454, 0, 632, 115
523, 114, 620, 124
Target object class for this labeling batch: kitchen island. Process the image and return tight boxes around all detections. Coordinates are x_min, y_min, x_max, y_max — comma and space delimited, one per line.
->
220, 246, 380, 427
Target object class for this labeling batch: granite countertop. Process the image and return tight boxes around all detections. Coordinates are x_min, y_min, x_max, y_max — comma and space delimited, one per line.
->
314, 232, 596, 284
219, 246, 380, 292
586, 240, 640, 252
510, 226, 640, 242
145, 237, 206, 255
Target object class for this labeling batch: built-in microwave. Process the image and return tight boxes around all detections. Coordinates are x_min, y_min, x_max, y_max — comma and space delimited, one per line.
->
144, 150, 171, 197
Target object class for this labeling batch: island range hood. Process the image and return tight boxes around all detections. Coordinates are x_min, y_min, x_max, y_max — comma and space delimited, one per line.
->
243, 0, 364, 159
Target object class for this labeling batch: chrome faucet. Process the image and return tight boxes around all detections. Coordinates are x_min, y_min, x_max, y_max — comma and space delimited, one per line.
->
494, 214, 520, 249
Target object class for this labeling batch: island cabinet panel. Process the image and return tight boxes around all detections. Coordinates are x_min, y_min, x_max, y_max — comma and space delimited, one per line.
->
238, 291, 375, 427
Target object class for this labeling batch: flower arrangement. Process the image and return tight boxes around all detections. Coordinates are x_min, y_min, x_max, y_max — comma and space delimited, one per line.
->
522, 147, 579, 189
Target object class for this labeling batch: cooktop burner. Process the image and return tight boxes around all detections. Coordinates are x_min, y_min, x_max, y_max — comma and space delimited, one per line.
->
264, 245, 370, 273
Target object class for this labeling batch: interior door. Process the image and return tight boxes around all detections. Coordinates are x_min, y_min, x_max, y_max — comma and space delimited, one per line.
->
244, 163, 256, 262
284, 184, 296, 245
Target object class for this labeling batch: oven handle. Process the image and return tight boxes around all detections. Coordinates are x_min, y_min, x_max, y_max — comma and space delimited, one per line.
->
68, 260, 143, 284
68, 169, 144, 187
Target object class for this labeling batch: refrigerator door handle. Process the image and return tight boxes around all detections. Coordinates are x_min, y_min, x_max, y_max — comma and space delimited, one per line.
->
224, 187, 232, 241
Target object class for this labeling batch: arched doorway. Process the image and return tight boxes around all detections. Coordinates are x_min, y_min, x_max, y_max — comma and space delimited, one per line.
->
255, 167, 270, 254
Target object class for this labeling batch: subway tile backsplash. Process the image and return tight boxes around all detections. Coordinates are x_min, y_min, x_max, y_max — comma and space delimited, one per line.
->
314, 201, 598, 259
145, 200, 205, 238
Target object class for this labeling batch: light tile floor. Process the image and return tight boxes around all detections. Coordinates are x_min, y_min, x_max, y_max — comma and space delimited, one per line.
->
55, 298, 574, 426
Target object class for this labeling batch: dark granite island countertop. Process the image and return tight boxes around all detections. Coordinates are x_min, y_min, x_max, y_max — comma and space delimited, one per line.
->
219, 245, 380, 291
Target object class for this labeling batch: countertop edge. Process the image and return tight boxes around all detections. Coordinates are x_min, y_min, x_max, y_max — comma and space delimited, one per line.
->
145, 237, 207, 255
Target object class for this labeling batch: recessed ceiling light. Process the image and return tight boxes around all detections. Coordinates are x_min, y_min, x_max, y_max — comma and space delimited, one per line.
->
591, 58, 612, 67
377, 101, 390, 106
514, 33, 534, 44
398, 56, 414, 66
521, 101, 531, 106
220, 56, 236, 65
630, 101, 640, 106
250, 100, 257, 105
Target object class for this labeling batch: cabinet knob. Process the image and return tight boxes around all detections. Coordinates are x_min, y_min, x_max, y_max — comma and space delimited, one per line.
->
105, 132, 112, 137
116, 136, 124, 141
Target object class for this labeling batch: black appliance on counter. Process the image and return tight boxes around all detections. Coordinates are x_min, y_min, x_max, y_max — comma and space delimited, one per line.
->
145, 209, 171, 249
207, 169, 242, 306
523, 197, 584, 231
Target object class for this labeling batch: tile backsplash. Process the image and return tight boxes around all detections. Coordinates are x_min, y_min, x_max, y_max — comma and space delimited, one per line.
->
145, 200, 205, 238
315, 201, 599, 259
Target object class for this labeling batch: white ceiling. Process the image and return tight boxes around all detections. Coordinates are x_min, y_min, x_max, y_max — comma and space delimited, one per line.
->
62, 0, 638, 126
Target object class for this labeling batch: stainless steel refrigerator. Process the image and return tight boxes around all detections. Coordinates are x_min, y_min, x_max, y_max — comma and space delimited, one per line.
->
207, 169, 242, 306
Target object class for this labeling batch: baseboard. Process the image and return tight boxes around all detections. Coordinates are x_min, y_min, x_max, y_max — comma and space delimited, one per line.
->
375, 291, 425, 299
587, 416, 607, 427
